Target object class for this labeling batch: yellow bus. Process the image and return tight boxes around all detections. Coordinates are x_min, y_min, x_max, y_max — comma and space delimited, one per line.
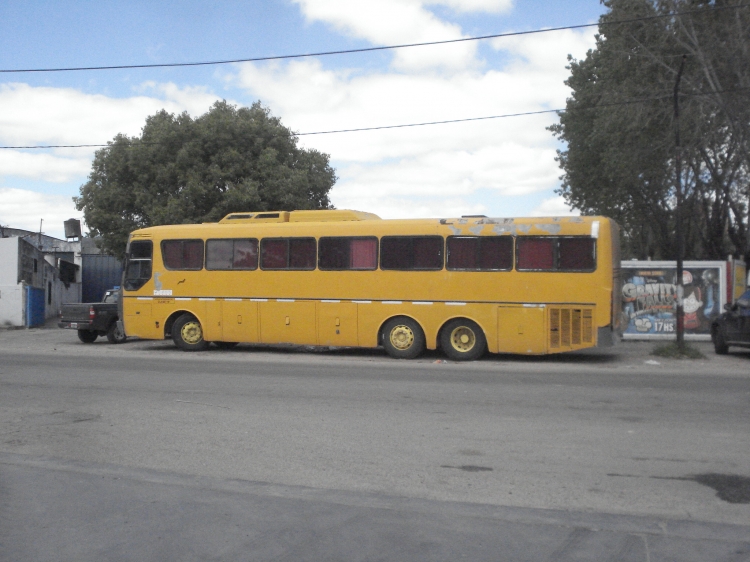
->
119, 210, 621, 360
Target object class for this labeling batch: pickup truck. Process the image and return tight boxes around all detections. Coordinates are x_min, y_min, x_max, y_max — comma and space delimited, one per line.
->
58, 289, 127, 344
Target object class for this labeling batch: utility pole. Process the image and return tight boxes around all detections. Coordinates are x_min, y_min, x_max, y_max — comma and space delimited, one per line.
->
673, 54, 687, 348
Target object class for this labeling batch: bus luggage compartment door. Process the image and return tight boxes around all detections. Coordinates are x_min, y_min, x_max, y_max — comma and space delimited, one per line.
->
497, 305, 547, 355
317, 302, 358, 347
259, 301, 316, 345
222, 300, 259, 343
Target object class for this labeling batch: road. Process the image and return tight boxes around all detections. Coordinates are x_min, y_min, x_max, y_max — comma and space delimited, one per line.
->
1, 327, 749, 561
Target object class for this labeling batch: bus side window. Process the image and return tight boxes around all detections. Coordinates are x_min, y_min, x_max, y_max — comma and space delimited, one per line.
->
162, 240, 204, 270
516, 237, 596, 271
261, 238, 316, 270
319, 237, 378, 270
380, 236, 443, 270
447, 236, 513, 271
559, 238, 596, 271
516, 238, 554, 270
289, 238, 316, 269
206, 239, 258, 270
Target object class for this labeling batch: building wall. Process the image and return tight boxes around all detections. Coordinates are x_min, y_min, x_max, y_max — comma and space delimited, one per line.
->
44, 258, 81, 319
0, 238, 23, 326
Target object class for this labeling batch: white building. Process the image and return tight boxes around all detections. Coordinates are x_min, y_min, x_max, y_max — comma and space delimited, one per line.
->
0, 227, 83, 328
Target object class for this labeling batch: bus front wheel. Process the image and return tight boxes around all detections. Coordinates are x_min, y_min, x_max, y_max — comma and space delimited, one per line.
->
382, 317, 425, 359
172, 314, 210, 352
440, 319, 486, 361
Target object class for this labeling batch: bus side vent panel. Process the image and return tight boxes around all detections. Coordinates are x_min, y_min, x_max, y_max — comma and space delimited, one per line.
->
561, 309, 571, 347
549, 307, 594, 351
550, 309, 561, 349
571, 309, 582, 345
583, 309, 593, 343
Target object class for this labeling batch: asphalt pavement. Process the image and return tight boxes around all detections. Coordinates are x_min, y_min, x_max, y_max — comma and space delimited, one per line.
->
0, 323, 748, 561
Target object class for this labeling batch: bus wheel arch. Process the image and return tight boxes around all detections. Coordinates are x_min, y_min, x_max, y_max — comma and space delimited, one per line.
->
380, 315, 426, 359
171, 312, 210, 352
439, 318, 487, 361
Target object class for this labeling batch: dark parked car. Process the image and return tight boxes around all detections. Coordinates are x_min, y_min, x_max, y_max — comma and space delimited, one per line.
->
58, 289, 126, 344
711, 289, 750, 354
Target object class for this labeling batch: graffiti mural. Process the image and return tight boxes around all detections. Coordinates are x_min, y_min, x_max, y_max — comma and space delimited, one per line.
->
621, 264, 723, 336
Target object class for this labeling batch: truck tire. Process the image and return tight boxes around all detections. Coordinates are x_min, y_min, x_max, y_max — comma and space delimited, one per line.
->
106, 322, 127, 344
77, 329, 98, 343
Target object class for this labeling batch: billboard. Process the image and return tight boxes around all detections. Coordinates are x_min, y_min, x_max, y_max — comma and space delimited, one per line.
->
620, 261, 727, 340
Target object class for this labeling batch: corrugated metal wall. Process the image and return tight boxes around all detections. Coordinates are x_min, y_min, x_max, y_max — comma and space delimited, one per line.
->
82, 255, 122, 303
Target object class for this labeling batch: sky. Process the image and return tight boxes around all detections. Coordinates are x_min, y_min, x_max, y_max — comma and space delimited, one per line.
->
0, 0, 606, 240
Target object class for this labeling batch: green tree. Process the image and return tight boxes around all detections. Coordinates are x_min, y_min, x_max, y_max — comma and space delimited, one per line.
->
550, 0, 749, 260
75, 101, 337, 256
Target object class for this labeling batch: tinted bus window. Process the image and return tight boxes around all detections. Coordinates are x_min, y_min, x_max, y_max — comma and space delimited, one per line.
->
261, 238, 316, 270
380, 236, 443, 270
123, 240, 153, 291
516, 238, 554, 270
559, 238, 596, 270
447, 236, 513, 270
206, 239, 259, 270
319, 237, 378, 270
162, 240, 204, 270
517, 237, 596, 271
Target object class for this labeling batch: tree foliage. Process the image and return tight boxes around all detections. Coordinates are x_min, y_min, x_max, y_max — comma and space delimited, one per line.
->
75, 101, 337, 256
550, 0, 750, 260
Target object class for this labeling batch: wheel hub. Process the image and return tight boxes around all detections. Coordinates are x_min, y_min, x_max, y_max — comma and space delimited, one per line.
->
181, 321, 203, 345
390, 325, 415, 350
450, 327, 476, 352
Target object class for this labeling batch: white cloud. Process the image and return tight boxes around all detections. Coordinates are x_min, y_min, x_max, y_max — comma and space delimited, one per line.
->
530, 196, 579, 217
0, 150, 91, 183
427, 0, 513, 13
292, 0, 479, 70
0, 82, 225, 183
0, 188, 81, 239
231, 22, 594, 216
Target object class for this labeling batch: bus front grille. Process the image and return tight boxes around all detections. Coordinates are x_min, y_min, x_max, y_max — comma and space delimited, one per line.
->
549, 307, 594, 350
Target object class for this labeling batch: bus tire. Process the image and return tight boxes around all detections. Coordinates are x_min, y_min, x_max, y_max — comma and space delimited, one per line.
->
77, 329, 98, 343
440, 319, 486, 361
106, 322, 127, 344
172, 314, 210, 352
382, 317, 425, 359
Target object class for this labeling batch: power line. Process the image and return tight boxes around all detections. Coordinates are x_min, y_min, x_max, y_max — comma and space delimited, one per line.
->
3, 86, 747, 150
1, 4, 747, 74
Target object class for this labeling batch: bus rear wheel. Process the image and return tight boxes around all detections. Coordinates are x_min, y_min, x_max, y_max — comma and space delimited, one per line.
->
440, 319, 486, 361
382, 317, 426, 359
172, 314, 210, 351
